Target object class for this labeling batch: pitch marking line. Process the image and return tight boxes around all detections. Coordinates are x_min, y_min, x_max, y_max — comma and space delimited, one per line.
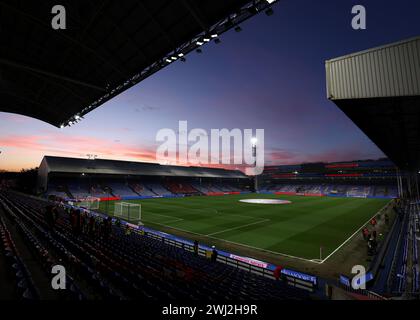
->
134, 199, 392, 265
144, 218, 184, 224
146, 208, 264, 225
320, 200, 392, 264
142, 212, 184, 225
144, 219, 318, 263
206, 219, 271, 236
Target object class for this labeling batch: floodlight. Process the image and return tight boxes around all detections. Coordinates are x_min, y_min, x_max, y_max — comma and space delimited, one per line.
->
178, 53, 184, 57
196, 41, 204, 46
251, 137, 258, 146
211, 34, 218, 38
265, 8, 274, 16
165, 58, 172, 63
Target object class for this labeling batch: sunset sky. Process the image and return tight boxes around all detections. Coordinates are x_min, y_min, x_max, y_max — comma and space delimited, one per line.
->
1, 0, 420, 172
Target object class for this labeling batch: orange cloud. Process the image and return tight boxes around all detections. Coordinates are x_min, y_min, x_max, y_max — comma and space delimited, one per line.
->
0, 133, 158, 170
1, 133, 262, 173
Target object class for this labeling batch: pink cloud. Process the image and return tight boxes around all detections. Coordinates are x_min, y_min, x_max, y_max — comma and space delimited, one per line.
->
0, 133, 158, 168
265, 146, 380, 166
1, 114, 31, 124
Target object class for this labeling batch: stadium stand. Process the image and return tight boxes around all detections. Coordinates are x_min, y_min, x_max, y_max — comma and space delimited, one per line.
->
367, 201, 420, 297
132, 183, 158, 197
165, 181, 200, 195
260, 183, 396, 198
38, 156, 251, 200
106, 182, 138, 198
0, 190, 311, 300
46, 184, 70, 199
260, 159, 398, 199
143, 183, 172, 197
0, 214, 40, 299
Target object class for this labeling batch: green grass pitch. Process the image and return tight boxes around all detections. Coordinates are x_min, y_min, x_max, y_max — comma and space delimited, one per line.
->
98, 194, 389, 261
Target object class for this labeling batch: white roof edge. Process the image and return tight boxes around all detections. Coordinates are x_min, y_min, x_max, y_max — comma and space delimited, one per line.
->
325, 35, 420, 63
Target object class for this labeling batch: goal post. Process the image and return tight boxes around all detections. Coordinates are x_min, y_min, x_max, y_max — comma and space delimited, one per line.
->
114, 202, 142, 223
346, 190, 369, 198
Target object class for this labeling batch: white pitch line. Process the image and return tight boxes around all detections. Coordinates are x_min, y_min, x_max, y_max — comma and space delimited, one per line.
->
206, 219, 271, 236
148, 207, 266, 224
142, 211, 184, 225
146, 212, 183, 220
144, 218, 184, 225
141, 199, 392, 265
320, 200, 392, 264
144, 220, 320, 263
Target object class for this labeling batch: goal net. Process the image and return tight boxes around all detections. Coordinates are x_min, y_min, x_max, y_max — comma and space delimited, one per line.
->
74, 196, 100, 210
346, 187, 369, 198
114, 202, 142, 222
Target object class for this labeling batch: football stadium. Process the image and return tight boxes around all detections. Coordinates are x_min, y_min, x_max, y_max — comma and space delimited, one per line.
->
39, 156, 394, 263
0, 0, 419, 308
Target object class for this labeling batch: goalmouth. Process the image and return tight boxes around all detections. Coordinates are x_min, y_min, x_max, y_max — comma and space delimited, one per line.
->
114, 202, 142, 224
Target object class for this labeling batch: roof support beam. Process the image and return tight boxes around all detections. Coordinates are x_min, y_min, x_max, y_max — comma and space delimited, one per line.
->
0, 58, 106, 92
180, 0, 209, 31
137, 1, 177, 48
0, 1, 127, 79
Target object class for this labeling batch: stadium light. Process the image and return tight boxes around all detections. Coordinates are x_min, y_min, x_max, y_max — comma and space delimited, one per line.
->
196, 41, 204, 46
251, 137, 258, 147
165, 58, 172, 63
211, 34, 218, 38
203, 37, 210, 42
171, 56, 177, 61
266, 0, 276, 3
178, 53, 184, 57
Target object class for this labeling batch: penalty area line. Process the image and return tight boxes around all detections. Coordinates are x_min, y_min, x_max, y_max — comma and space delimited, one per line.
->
205, 219, 271, 236
143, 220, 321, 264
